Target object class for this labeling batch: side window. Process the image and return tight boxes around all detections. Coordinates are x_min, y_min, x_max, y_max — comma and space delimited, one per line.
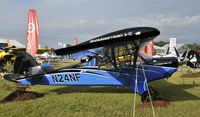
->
96, 42, 136, 69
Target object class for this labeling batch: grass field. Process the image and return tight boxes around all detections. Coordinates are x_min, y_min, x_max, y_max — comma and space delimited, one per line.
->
0, 70, 200, 117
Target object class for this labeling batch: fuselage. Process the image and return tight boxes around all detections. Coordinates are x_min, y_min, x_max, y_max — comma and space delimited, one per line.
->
17, 65, 177, 95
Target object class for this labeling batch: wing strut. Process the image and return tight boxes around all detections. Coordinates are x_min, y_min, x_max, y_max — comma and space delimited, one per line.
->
111, 46, 118, 70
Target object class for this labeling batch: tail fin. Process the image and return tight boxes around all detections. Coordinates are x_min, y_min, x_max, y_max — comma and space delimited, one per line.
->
26, 9, 39, 57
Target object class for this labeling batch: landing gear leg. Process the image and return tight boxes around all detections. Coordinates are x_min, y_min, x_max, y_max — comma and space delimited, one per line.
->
141, 86, 158, 103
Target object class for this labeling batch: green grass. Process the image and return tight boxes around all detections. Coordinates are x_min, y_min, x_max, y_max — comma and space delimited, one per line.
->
0, 71, 200, 117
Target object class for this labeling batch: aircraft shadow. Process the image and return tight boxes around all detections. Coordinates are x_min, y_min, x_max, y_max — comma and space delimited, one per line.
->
50, 80, 200, 102
151, 79, 200, 102
50, 86, 133, 94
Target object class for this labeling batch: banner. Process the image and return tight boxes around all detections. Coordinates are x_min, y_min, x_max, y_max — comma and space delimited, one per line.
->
73, 36, 78, 45
144, 41, 154, 56
26, 9, 39, 56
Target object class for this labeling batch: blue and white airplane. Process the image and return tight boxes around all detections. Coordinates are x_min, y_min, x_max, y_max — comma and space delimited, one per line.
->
4, 27, 178, 102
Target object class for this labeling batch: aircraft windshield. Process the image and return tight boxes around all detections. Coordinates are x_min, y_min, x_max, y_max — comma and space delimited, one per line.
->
96, 42, 136, 70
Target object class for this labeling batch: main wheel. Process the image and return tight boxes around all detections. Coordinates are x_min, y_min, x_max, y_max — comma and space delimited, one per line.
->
141, 89, 158, 103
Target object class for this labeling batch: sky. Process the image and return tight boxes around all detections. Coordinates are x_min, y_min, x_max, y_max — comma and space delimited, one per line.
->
0, 0, 200, 48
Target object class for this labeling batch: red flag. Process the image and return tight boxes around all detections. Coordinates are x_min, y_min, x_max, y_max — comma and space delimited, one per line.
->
26, 9, 39, 56
73, 36, 78, 45
144, 41, 154, 56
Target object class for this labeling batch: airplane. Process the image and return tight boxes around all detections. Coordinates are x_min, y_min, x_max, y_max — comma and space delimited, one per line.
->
147, 37, 187, 63
152, 45, 187, 62
136, 40, 181, 68
135, 38, 186, 69
138, 51, 179, 68
0, 47, 15, 66
138, 47, 186, 68
4, 27, 178, 102
150, 39, 200, 69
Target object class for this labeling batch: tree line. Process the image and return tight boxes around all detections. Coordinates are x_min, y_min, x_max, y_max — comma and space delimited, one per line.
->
154, 41, 200, 50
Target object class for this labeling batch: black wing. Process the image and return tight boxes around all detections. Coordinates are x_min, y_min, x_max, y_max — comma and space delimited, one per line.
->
54, 27, 160, 55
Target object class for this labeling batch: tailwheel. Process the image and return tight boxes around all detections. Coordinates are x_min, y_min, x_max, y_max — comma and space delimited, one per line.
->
141, 87, 158, 103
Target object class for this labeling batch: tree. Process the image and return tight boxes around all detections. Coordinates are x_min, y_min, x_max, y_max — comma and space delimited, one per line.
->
187, 43, 200, 50
154, 41, 168, 47
44, 45, 49, 49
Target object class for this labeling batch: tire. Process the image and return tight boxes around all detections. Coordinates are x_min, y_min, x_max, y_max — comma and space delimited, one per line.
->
141, 90, 158, 103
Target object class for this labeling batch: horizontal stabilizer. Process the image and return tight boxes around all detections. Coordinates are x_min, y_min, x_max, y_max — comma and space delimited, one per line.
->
4, 63, 82, 82
4, 54, 96, 81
